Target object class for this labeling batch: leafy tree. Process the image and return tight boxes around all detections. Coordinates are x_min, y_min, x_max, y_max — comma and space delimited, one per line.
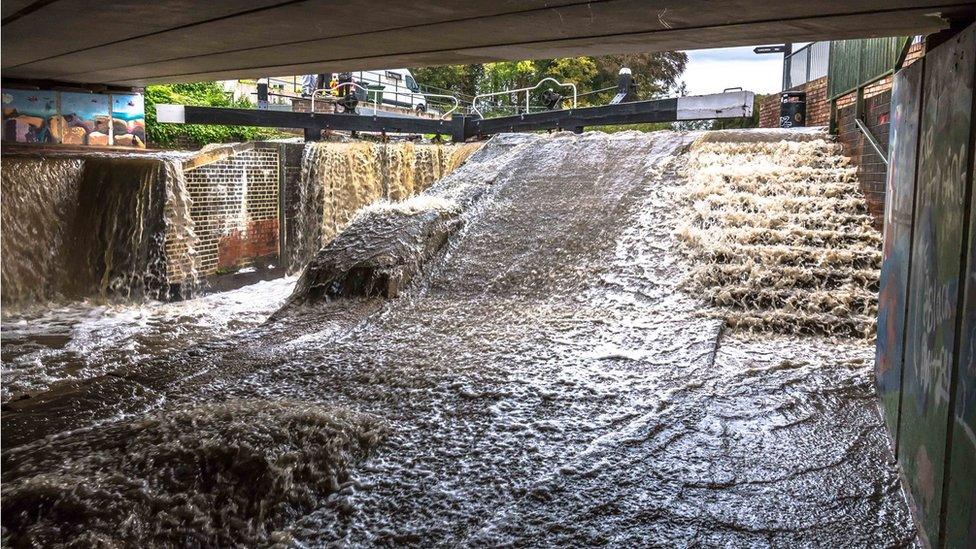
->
414, 51, 687, 112
144, 82, 275, 148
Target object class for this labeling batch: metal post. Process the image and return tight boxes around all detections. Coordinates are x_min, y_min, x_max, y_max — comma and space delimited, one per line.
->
257, 82, 269, 110
806, 45, 812, 85
783, 43, 793, 90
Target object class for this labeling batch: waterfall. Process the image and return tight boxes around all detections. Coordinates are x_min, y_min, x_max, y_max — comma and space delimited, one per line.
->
162, 159, 200, 298
63, 157, 170, 301
676, 133, 881, 337
289, 141, 482, 272
0, 157, 85, 304
1, 154, 199, 307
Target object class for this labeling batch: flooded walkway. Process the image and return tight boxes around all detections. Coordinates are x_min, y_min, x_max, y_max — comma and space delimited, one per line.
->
1, 131, 914, 546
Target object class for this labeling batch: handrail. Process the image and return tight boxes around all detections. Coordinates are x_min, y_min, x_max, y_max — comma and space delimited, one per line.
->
414, 92, 460, 118
854, 117, 888, 165
472, 77, 577, 118
310, 83, 377, 113
310, 83, 459, 119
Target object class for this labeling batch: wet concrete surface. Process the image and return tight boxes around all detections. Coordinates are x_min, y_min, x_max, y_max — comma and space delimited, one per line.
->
1, 131, 915, 546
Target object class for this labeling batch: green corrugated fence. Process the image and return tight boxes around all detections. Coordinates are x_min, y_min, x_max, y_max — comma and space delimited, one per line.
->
828, 37, 911, 99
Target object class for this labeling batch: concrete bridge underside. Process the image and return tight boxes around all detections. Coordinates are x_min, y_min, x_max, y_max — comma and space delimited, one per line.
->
2, 1, 974, 86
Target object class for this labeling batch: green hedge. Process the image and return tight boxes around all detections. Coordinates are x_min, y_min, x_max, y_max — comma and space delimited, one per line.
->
145, 82, 275, 148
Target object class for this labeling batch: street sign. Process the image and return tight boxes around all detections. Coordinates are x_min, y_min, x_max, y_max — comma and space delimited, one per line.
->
754, 45, 789, 54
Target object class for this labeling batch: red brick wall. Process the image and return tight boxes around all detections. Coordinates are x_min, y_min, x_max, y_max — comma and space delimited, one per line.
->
758, 76, 829, 128
836, 89, 892, 227
182, 148, 280, 275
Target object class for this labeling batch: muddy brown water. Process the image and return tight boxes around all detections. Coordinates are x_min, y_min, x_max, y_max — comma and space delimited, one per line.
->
1, 131, 914, 546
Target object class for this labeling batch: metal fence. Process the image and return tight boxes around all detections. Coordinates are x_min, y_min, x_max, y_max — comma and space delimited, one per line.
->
784, 41, 830, 90
827, 37, 910, 99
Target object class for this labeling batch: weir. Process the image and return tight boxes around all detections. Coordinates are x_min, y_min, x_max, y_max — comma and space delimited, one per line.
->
0, 140, 479, 308
0, 130, 919, 545
2, 4, 976, 544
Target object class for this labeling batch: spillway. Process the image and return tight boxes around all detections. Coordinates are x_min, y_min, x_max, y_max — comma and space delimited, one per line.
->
1, 130, 915, 546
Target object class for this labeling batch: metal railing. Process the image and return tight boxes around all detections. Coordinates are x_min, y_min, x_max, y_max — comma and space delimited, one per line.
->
350, 71, 462, 117
784, 41, 830, 90
309, 83, 460, 119
472, 77, 578, 118
854, 117, 888, 165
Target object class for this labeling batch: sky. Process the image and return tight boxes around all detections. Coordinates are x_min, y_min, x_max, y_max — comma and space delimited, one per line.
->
679, 45, 789, 96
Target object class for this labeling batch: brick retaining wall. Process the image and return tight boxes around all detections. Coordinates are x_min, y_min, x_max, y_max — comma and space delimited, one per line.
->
183, 147, 280, 277
758, 76, 829, 128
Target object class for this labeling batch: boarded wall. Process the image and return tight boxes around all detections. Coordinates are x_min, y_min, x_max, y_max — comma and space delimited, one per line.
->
876, 23, 976, 546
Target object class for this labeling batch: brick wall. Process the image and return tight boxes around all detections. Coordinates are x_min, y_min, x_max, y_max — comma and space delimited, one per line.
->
835, 89, 891, 227
758, 76, 829, 128
182, 148, 280, 277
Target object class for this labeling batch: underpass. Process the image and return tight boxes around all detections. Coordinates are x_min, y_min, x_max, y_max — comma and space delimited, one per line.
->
1, 2, 975, 547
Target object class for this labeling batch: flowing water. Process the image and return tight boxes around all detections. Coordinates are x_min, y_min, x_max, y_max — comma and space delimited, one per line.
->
676, 130, 881, 337
1, 152, 197, 305
291, 141, 481, 271
1, 131, 915, 546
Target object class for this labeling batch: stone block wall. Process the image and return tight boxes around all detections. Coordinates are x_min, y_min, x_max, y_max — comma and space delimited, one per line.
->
182, 147, 280, 277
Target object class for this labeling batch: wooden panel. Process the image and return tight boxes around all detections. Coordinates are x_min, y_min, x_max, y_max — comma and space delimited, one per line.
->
944, 26, 976, 542
898, 24, 975, 545
875, 58, 923, 450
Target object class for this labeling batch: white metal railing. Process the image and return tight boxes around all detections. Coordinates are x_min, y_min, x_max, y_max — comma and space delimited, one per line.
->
784, 41, 830, 89
472, 77, 578, 118
309, 83, 459, 119
415, 92, 460, 118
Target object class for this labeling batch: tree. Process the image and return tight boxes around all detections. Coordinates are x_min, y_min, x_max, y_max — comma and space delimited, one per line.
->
144, 81, 275, 148
412, 51, 688, 111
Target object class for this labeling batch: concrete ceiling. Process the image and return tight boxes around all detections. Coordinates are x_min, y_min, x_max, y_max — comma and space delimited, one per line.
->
1, 1, 972, 86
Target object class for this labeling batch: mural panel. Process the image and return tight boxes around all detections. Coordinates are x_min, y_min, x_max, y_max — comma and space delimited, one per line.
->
59, 92, 111, 146
111, 93, 146, 148
876, 59, 923, 449
898, 25, 975, 545
944, 34, 976, 541
1, 89, 57, 143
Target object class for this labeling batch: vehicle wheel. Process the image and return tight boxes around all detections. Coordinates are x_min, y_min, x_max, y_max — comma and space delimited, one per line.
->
415, 104, 426, 115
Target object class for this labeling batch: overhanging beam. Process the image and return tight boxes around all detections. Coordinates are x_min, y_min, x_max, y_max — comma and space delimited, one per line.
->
157, 105, 465, 141
156, 91, 755, 142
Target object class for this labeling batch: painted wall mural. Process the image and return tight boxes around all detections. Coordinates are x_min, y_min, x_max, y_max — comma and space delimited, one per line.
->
2, 89, 57, 143
876, 23, 976, 546
60, 92, 110, 146
111, 94, 146, 148
1, 89, 145, 148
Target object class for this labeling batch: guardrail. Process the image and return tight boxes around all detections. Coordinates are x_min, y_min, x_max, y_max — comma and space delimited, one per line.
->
472, 77, 578, 118
784, 41, 830, 90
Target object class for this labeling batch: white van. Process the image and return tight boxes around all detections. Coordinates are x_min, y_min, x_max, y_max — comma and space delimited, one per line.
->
351, 69, 427, 113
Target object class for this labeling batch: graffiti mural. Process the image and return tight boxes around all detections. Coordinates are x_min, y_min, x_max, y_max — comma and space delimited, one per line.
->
1, 89, 57, 143
111, 93, 146, 148
895, 24, 974, 545
2, 89, 145, 148
875, 60, 923, 450
59, 92, 111, 146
